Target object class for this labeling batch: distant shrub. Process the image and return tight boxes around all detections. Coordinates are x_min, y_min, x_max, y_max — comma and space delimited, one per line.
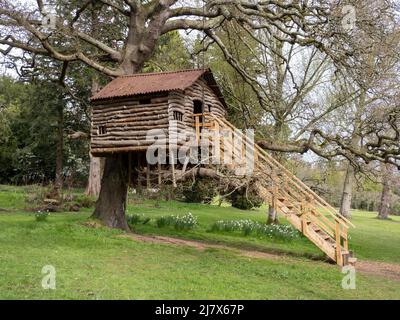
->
179, 178, 218, 204
392, 203, 400, 216
210, 219, 300, 240
156, 213, 198, 230
126, 213, 151, 225
35, 211, 49, 222
73, 195, 95, 208
227, 187, 263, 210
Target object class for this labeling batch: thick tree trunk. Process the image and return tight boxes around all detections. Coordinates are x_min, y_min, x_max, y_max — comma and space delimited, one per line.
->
267, 205, 279, 224
339, 162, 354, 219
91, 15, 161, 229
85, 154, 102, 197
378, 165, 392, 220
91, 154, 130, 230
55, 104, 64, 191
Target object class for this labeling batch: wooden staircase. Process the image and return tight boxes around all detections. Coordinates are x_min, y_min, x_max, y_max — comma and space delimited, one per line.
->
193, 113, 356, 266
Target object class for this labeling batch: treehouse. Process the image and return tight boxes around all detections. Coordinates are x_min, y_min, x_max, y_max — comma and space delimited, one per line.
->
90, 68, 226, 156
89, 68, 356, 267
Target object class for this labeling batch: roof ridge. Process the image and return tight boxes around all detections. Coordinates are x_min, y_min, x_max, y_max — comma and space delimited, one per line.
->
120, 68, 209, 78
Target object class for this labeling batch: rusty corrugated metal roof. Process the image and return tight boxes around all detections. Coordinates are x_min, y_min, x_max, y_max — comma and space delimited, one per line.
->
90, 68, 226, 107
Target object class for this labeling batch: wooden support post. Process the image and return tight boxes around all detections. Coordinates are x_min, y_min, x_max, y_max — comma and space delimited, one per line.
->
342, 227, 348, 252
273, 185, 278, 208
335, 221, 342, 265
214, 121, 220, 164
241, 140, 245, 165
283, 174, 288, 193
137, 153, 142, 192
301, 218, 308, 236
128, 152, 132, 188
146, 162, 151, 189
195, 115, 200, 145
303, 200, 307, 214
300, 199, 308, 235
170, 149, 177, 188
157, 152, 162, 186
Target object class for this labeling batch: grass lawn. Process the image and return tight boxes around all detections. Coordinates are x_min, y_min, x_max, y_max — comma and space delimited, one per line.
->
0, 184, 399, 299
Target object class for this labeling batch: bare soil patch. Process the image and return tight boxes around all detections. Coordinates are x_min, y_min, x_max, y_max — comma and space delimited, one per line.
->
118, 233, 400, 281
356, 260, 400, 281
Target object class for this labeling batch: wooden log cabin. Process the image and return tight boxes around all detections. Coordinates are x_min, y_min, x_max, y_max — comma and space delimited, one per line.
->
90, 68, 356, 267
90, 68, 227, 156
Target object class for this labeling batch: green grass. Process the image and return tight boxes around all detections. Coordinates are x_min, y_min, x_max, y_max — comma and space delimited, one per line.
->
127, 198, 400, 264
0, 185, 400, 299
349, 210, 400, 263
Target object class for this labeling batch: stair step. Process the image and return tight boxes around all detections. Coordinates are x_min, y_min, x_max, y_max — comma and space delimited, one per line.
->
348, 257, 357, 265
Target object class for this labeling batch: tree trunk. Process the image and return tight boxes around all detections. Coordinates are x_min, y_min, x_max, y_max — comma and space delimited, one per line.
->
55, 104, 64, 191
86, 76, 103, 197
339, 161, 354, 219
85, 154, 102, 197
378, 165, 392, 220
91, 154, 130, 230
267, 204, 279, 224
91, 20, 158, 229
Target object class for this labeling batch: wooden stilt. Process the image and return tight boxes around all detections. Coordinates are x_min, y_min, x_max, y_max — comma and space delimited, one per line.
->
137, 153, 142, 192
195, 116, 200, 145
157, 152, 162, 186
128, 152, 132, 188
146, 162, 151, 189
170, 148, 177, 188
335, 222, 342, 266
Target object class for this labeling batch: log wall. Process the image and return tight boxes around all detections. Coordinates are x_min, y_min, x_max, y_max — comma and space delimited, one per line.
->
183, 78, 226, 126
91, 94, 170, 154
91, 78, 227, 155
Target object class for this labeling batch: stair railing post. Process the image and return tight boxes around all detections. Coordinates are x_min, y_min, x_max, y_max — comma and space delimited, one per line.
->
301, 200, 308, 235
283, 174, 288, 194
273, 185, 278, 209
342, 227, 348, 252
335, 221, 342, 266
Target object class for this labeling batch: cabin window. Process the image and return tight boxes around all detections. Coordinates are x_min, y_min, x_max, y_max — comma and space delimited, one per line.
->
193, 100, 203, 114
139, 98, 151, 105
98, 125, 107, 135
173, 111, 183, 121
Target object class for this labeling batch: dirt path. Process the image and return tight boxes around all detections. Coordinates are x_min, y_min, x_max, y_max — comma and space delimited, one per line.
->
118, 233, 282, 261
119, 233, 400, 282
356, 260, 400, 281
